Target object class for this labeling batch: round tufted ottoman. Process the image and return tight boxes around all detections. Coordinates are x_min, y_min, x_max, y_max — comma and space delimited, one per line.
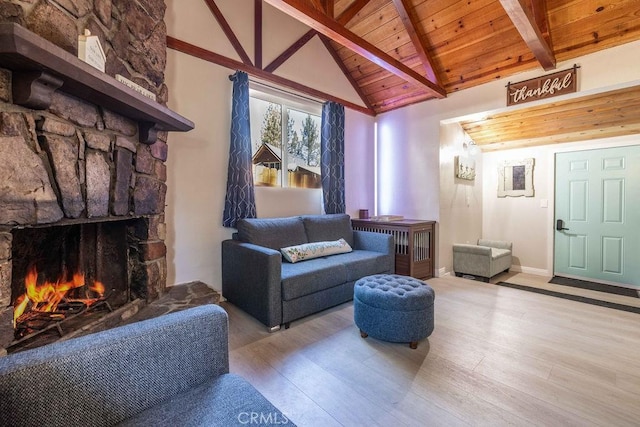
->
354, 274, 434, 349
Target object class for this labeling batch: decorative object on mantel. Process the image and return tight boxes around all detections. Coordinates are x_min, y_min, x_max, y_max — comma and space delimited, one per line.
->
0, 23, 194, 144
498, 158, 535, 197
507, 65, 578, 107
455, 155, 476, 180
116, 74, 157, 101
77, 29, 105, 72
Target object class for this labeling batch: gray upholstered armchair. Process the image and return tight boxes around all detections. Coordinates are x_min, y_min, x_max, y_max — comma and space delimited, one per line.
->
453, 239, 512, 282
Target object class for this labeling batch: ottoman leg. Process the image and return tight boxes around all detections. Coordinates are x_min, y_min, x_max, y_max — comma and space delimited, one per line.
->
360, 330, 368, 338
409, 341, 418, 349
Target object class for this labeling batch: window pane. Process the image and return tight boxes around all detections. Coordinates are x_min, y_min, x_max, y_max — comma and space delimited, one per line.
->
250, 98, 282, 187
287, 108, 321, 189
249, 92, 321, 189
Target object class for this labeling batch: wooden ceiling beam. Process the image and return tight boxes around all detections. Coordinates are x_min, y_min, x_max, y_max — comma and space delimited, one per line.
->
255, 0, 263, 69
390, 0, 440, 86
336, 0, 370, 25
309, 0, 325, 12
264, 29, 318, 72
319, 34, 375, 110
264, 2, 373, 74
203, 0, 253, 66
499, 0, 556, 70
530, 0, 551, 44
167, 36, 375, 116
263, 0, 446, 98
322, 0, 335, 17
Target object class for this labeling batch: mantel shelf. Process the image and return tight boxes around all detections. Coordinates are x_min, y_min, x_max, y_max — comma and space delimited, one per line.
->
0, 23, 194, 144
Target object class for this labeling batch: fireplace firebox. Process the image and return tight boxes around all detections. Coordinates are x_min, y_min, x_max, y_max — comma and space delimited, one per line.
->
3, 218, 159, 352
11, 221, 134, 342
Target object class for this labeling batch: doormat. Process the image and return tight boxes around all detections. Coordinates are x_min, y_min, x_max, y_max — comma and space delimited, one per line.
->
549, 276, 639, 298
496, 282, 640, 315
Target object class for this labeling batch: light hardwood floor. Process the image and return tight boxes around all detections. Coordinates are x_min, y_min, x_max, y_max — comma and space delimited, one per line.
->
223, 273, 640, 426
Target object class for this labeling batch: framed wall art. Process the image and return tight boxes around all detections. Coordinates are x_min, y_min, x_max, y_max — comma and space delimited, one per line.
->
455, 155, 476, 180
498, 158, 534, 197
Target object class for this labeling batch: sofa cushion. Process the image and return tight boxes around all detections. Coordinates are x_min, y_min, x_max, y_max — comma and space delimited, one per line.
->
281, 239, 352, 263
281, 258, 347, 300
329, 250, 393, 282
237, 216, 307, 250
117, 373, 293, 426
302, 213, 354, 247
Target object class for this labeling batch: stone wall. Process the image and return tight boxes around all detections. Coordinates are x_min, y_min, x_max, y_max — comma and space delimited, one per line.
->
0, 0, 172, 352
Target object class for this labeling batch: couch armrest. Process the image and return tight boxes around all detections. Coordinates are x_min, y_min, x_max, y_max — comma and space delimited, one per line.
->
222, 239, 283, 329
453, 243, 492, 255
353, 230, 395, 273
478, 239, 512, 251
353, 230, 393, 254
0, 305, 229, 427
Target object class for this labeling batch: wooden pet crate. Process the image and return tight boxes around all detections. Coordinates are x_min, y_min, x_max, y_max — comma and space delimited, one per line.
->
351, 219, 436, 279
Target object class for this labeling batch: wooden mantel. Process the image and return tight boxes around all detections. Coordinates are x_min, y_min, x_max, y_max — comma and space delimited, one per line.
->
0, 23, 194, 144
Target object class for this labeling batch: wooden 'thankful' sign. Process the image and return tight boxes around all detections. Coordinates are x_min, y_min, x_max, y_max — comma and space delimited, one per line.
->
507, 66, 578, 106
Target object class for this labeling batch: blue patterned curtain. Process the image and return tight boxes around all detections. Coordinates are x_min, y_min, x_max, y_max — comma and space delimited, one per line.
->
320, 101, 346, 214
222, 71, 256, 228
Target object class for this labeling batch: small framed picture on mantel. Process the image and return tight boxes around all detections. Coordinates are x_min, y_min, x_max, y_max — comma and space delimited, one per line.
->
78, 29, 106, 72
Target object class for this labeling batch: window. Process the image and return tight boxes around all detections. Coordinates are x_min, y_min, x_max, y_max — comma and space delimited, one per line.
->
249, 85, 322, 188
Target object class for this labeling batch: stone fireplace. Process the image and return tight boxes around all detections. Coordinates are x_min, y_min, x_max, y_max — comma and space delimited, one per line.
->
0, 0, 192, 354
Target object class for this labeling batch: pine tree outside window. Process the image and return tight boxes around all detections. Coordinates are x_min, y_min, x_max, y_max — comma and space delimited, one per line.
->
249, 86, 322, 189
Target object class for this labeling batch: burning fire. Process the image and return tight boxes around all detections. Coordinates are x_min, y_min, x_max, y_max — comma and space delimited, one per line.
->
13, 266, 106, 329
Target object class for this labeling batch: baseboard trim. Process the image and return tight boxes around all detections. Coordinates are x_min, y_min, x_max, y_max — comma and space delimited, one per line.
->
509, 265, 550, 276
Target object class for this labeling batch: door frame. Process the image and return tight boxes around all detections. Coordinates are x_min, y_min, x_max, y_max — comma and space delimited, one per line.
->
546, 137, 640, 287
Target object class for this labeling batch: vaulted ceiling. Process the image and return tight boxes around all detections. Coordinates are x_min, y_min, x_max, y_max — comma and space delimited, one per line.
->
169, 1, 640, 150
264, 0, 640, 114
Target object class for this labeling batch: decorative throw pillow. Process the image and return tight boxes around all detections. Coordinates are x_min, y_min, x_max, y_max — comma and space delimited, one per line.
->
281, 239, 352, 263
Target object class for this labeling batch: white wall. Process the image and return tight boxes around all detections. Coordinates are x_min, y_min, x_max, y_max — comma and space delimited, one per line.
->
164, 0, 374, 288
376, 39, 640, 276
345, 109, 376, 218
438, 123, 483, 275
482, 146, 550, 274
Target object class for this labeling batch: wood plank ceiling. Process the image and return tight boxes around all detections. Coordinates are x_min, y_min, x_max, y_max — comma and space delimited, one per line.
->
460, 84, 640, 151
169, 1, 640, 151
262, 0, 640, 150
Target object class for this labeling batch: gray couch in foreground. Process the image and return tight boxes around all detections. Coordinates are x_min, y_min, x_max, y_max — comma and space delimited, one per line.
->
453, 239, 513, 282
0, 305, 295, 427
222, 214, 394, 331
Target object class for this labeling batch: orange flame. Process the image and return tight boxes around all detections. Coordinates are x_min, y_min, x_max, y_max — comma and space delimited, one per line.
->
13, 266, 106, 328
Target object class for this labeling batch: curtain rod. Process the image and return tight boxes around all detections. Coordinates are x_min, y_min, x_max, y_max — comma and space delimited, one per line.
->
242, 76, 325, 106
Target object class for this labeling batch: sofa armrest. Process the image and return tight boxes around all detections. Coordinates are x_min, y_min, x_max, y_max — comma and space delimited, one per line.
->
478, 239, 512, 251
353, 230, 393, 254
222, 239, 283, 329
453, 243, 492, 255
353, 230, 395, 273
0, 305, 229, 427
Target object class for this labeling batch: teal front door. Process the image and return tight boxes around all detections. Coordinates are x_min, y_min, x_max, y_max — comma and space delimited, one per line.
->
554, 146, 640, 288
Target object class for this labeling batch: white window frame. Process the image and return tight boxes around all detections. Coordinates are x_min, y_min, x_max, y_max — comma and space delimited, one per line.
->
249, 81, 322, 188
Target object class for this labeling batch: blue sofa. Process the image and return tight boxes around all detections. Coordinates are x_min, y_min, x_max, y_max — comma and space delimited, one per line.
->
222, 214, 394, 331
0, 305, 295, 427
